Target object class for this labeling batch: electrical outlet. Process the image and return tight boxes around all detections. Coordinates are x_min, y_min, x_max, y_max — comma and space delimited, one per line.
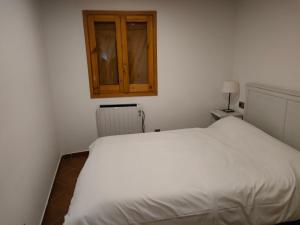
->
154, 129, 161, 132
239, 101, 245, 109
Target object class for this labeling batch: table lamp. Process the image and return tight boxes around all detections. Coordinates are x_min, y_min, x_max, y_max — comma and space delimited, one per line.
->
222, 81, 239, 113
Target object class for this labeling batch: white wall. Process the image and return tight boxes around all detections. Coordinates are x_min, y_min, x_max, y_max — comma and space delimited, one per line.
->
41, 0, 237, 154
0, 0, 59, 224
233, 0, 300, 102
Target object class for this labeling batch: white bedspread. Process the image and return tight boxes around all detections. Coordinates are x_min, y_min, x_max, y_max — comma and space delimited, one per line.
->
64, 117, 300, 225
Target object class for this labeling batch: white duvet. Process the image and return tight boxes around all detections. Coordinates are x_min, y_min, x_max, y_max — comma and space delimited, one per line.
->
64, 117, 300, 225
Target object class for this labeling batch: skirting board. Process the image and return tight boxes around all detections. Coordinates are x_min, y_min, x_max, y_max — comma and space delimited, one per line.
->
40, 153, 61, 225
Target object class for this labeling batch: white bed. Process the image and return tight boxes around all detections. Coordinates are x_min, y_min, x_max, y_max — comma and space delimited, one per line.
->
64, 116, 300, 225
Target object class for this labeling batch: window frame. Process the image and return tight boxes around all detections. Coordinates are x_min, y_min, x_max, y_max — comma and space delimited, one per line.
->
83, 10, 158, 98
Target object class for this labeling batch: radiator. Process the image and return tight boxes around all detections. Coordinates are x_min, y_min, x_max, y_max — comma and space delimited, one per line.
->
96, 104, 145, 137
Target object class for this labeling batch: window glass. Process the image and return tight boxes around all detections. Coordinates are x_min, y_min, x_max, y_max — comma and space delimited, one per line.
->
94, 22, 119, 85
126, 22, 148, 84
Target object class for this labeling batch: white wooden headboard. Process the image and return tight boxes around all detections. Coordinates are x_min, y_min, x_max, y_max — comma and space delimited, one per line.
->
245, 83, 300, 150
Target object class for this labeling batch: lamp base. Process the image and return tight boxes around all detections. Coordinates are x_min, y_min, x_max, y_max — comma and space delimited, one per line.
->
222, 109, 235, 113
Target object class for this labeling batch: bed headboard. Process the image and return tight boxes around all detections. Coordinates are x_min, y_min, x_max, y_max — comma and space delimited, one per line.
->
245, 83, 300, 150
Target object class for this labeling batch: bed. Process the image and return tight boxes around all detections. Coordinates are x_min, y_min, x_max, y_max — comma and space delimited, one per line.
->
64, 84, 300, 225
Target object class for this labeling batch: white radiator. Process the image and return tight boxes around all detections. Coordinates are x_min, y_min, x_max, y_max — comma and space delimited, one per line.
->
96, 104, 145, 137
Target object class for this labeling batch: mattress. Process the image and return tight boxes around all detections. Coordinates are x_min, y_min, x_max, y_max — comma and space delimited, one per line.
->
64, 116, 300, 225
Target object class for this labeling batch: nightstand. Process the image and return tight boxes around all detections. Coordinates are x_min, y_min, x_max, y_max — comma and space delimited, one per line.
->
211, 109, 243, 120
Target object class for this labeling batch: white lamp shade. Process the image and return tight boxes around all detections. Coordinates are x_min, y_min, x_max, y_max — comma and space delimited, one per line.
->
222, 81, 239, 93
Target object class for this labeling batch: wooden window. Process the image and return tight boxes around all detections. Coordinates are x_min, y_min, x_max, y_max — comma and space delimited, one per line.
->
83, 11, 157, 98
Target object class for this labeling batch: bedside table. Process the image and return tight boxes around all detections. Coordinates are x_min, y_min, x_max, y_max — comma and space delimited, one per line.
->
211, 109, 243, 120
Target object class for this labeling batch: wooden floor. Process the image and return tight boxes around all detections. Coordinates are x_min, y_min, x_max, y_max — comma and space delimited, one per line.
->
41, 151, 300, 225
42, 152, 89, 225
